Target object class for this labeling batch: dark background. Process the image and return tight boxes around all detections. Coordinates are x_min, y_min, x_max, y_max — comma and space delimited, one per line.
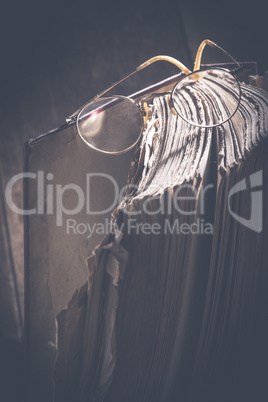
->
1, 0, 267, 135
1, 0, 267, 138
0, 0, 267, 401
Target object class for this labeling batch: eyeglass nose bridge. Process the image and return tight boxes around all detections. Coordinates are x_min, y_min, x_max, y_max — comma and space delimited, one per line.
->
141, 102, 149, 125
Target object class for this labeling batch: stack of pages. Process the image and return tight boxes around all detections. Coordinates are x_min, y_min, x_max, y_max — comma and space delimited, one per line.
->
53, 74, 268, 402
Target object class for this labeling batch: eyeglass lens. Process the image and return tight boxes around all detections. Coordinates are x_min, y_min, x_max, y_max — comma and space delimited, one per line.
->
172, 69, 241, 128
77, 97, 143, 153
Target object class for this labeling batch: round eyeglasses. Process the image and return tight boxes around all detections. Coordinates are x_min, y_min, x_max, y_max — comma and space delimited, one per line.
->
66, 40, 243, 154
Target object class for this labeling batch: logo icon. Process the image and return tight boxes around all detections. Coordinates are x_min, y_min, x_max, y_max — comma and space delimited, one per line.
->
228, 170, 263, 233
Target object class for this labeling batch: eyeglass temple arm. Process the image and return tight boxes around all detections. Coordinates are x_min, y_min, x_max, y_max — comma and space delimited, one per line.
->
193, 39, 243, 73
66, 56, 191, 122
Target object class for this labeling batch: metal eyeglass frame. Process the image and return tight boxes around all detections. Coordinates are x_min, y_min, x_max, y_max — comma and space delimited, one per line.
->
66, 39, 243, 154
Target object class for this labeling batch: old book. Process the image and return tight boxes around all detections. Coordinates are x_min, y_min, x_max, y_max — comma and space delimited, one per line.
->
24, 63, 268, 402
